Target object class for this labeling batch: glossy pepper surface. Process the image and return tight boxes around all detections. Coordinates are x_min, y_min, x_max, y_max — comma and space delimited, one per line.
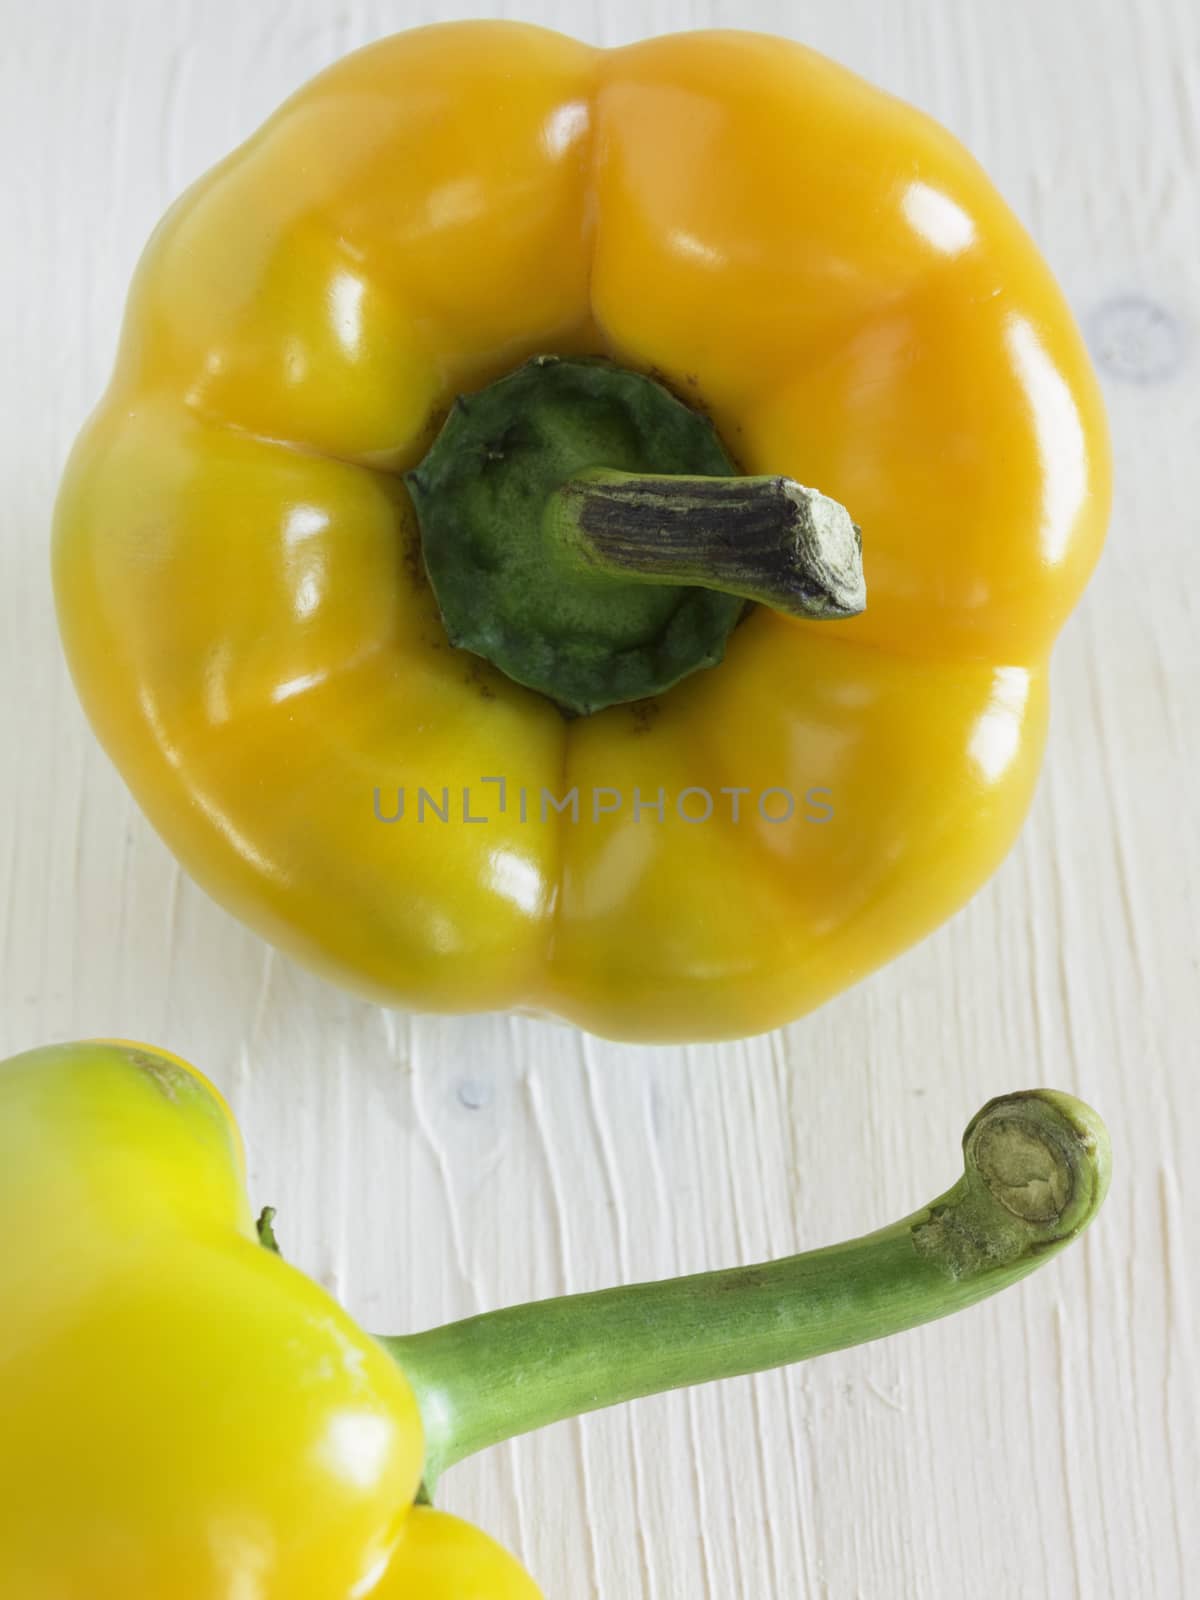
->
0, 1040, 538, 1600
0, 1040, 1109, 1596
53, 23, 1110, 1041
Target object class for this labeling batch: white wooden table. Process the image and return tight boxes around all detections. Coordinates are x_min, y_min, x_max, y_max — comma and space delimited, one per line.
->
3, 2, 1196, 1595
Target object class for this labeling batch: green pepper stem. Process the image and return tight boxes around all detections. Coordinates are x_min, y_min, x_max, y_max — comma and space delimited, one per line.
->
409, 358, 868, 714
550, 467, 866, 619
381, 1090, 1109, 1493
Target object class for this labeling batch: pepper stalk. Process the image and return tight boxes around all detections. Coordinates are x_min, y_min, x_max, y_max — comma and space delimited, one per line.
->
407, 356, 866, 716
381, 1089, 1110, 1495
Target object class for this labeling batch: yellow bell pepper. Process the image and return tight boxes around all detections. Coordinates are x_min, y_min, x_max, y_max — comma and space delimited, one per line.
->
0, 1039, 1109, 1596
0, 1039, 539, 1599
53, 23, 1110, 1042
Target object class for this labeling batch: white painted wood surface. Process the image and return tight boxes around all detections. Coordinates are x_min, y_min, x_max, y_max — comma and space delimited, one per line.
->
2, 1, 1197, 1594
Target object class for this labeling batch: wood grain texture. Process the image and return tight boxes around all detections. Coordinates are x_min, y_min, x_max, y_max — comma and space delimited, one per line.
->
2, 1, 1196, 1594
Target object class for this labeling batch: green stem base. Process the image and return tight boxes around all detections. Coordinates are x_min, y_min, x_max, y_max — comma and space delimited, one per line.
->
406, 357, 865, 716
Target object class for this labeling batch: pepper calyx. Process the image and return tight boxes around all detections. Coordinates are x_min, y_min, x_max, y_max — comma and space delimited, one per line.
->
407, 357, 865, 716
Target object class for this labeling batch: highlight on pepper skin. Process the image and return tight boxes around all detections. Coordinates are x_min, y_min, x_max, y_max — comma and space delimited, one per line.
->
0, 1038, 1110, 1597
52, 22, 1111, 1042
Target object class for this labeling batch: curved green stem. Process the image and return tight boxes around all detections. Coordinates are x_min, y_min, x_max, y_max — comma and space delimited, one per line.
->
382, 1090, 1108, 1494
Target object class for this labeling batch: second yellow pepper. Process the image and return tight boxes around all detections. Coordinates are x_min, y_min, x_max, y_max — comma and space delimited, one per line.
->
0, 1040, 538, 1599
1, 1039, 1109, 1596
